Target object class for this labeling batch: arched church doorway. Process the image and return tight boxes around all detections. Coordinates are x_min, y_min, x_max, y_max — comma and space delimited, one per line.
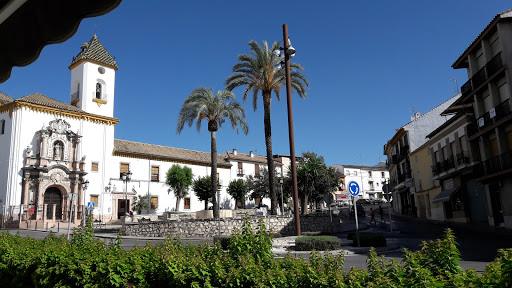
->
44, 187, 62, 220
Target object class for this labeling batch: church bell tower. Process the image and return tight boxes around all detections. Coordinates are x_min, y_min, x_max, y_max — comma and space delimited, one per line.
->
68, 34, 118, 118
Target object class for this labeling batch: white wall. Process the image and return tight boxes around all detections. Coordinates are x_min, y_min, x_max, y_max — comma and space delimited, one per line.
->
71, 61, 115, 118
407, 94, 461, 152
0, 111, 13, 206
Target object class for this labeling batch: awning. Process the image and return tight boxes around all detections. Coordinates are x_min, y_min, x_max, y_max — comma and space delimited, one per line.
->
432, 187, 459, 203
0, 0, 123, 83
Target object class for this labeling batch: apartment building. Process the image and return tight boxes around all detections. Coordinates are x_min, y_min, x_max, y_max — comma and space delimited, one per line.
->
384, 95, 460, 215
451, 9, 512, 227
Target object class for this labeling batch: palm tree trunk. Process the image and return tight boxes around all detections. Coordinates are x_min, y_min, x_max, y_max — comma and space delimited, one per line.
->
263, 92, 277, 215
211, 131, 219, 219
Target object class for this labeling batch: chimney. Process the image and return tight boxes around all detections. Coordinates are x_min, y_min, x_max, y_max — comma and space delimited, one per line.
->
410, 112, 421, 121
232, 148, 237, 155
249, 151, 254, 158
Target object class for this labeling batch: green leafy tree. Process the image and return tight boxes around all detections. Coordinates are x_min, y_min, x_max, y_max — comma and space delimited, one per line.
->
177, 88, 248, 219
227, 179, 248, 209
193, 176, 220, 210
285, 152, 339, 214
245, 168, 279, 206
165, 164, 193, 211
226, 40, 309, 215
131, 195, 150, 214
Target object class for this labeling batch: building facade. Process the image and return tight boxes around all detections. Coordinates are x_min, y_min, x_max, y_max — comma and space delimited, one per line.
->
384, 95, 460, 215
331, 163, 389, 201
451, 9, 512, 227
0, 35, 279, 226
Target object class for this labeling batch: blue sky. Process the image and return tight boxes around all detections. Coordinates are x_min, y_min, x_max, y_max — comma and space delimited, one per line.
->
1, 1, 510, 166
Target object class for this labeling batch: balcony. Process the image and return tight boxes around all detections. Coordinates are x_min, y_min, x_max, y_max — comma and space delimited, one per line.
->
432, 153, 470, 177
237, 169, 244, 176
476, 151, 512, 178
467, 100, 512, 138
455, 151, 471, 165
461, 52, 503, 98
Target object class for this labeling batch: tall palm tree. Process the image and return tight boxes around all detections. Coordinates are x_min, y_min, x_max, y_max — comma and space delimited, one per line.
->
177, 88, 248, 219
225, 40, 309, 215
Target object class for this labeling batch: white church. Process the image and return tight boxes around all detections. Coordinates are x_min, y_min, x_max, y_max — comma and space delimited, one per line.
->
0, 35, 282, 227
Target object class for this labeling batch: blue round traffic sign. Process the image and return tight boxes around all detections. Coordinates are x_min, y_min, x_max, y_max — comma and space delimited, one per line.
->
348, 181, 360, 196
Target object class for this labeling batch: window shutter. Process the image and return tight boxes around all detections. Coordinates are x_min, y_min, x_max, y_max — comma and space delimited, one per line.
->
238, 162, 242, 169
120, 163, 129, 173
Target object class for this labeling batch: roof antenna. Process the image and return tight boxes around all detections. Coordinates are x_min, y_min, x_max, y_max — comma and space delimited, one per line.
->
449, 78, 459, 93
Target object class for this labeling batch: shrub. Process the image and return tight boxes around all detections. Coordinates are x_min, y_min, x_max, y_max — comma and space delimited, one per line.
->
213, 235, 231, 250
302, 231, 331, 236
295, 235, 341, 251
347, 232, 386, 247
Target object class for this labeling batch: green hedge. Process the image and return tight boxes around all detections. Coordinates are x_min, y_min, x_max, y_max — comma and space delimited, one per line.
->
213, 235, 231, 250
295, 235, 341, 251
347, 232, 386, 247
0, 218, 511, 287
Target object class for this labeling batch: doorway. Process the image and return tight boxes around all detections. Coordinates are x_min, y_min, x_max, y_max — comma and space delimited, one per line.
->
44, 187, 62, 220
489, 183, 504, 226
117, 199, 130, 219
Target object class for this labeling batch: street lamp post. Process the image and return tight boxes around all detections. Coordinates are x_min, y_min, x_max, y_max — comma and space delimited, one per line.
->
282, 24, 301, 236
81, 180, 89, 226
121, 171, 132, 217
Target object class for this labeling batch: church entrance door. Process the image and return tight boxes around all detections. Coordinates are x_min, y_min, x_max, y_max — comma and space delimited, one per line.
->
44, 187, 62, 220
117, 199, 129, 219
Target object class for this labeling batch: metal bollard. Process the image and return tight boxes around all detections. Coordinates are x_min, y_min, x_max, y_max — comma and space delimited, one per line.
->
58, 222, 60, 232
46, 222, 48, 232
35, 221, 37, 230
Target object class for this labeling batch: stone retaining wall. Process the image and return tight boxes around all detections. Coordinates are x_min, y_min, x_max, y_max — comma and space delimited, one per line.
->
123, 214, 342, 238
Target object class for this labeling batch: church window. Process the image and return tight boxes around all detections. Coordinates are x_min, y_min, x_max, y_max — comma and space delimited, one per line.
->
96, 83, 102, 99
0, 119, 4, 134
120, 163, 130, 174
91, 162, 99, 172
53, 141, 64, 160
90, 195, 98, 207
151, 166, 159, 182
184, 197, 191, 210
150, 196, 158, 209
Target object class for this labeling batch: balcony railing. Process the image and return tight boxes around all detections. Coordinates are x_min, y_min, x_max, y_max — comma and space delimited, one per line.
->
468, 100, 512, 137
455, 151, 470, 165
475, 151, 512, 177
432, 152, 471, 176
487, 52, 503, 76
461, 52, 503, 98
237, 169, 244, 176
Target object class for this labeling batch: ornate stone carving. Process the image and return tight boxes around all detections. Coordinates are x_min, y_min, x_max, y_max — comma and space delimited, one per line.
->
50, 171, 65, 184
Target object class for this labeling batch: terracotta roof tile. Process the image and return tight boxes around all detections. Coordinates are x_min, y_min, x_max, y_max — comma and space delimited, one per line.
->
17, 93, 84, 112
69, 34, 118, 69
114, 139, 231, 167
0, 91, 13, 104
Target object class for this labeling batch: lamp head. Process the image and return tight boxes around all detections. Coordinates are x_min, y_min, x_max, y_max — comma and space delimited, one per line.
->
286, 45, 296, 56
273, 49, 281, 57
127, 171, 132, 181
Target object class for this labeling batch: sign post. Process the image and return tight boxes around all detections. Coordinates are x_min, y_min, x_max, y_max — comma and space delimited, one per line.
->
348, 181, 360, 247
383, 183, 393, 233
67, 193, 77, 240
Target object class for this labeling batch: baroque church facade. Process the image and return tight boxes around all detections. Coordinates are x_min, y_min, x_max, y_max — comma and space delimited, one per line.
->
0, 35, 281, 226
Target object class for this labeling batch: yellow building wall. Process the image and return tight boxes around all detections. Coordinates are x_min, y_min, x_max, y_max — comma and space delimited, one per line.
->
410, 143, 440, 219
